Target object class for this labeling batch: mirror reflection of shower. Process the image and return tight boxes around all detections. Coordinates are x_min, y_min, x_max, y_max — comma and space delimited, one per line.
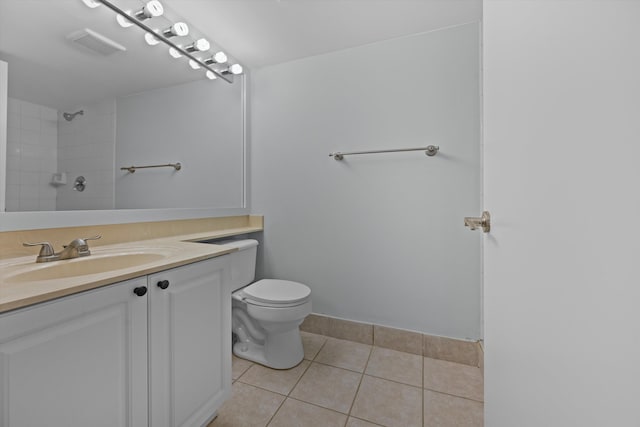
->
63, 110, 83, 121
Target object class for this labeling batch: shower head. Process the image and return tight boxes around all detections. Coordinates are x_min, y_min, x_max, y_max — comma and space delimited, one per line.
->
63, 110, 84, 121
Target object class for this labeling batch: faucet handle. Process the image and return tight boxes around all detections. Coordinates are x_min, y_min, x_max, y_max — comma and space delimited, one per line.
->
23, 241, 55, 257
72, 235, 101, 256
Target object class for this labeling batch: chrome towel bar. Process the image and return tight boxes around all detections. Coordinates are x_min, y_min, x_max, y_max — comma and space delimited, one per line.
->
120, 162, 182, 173
329, 145, 439, 160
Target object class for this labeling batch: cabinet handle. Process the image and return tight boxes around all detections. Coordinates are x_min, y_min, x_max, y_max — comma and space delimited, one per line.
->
133, 286, 148, 297
157, 280, 170, 290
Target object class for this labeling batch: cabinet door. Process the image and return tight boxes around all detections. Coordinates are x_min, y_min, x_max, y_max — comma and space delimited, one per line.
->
149, 256, 232, 427
0, 277, 148, 427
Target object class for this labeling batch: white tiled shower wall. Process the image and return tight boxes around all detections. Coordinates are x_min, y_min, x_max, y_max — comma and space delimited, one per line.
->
5, 97, 116, 211
56, 99, 115, 210
6, 98, 58, 211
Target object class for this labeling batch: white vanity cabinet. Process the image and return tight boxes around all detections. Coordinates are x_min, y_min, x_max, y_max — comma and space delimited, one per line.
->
0, 276, 149, 427
0, 256, 231, 427
148, 256, 232, 427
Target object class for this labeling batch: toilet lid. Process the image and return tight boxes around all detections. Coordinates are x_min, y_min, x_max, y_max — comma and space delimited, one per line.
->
243, 279, 311, 305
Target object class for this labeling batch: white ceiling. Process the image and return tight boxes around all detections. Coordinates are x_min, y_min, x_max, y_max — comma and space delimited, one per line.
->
0, 0, 481, 109
168, 0, 482, 69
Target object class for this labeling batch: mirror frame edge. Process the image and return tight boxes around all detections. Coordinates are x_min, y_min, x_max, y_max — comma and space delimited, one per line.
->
1, 60, 7, 213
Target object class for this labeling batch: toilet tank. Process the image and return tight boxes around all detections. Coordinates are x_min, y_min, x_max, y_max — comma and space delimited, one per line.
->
215, 239, 259, 290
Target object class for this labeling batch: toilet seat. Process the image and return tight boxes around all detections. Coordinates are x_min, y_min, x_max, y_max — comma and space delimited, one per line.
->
241, 279, 311, 307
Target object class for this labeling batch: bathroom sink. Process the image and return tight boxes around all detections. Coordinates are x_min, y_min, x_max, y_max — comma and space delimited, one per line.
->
4, 251, 168, 284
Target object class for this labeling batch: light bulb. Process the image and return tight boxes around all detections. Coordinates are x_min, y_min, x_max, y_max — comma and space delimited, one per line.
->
205, 51, 227, 65
205, 70, 217, 80
116, 13, 133, 28
162, 22, 189, 38
228, 64, 243, 75
144, 32, 160, 46
82, 0, 101, 8
188, 59, 201, 70
134, 1, 164, 20
169, 47, 182, 58
185, 38, 210, 53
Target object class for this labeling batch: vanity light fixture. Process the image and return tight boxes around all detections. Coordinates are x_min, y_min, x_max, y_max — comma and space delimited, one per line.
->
144, 32, 161, 46
82, 0, 101, 8
204, 51, 228, 65
116, 14, 134, 28
134, 1, 164, 20
162, 22, 189, 38
185, 38, 210, 53
222, 64, 244, 75
89, 0, 239, 82
116, 1, 163, 28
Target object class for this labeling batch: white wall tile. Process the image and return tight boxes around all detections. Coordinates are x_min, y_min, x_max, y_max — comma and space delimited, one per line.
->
18, 198, 39, 211
20, 129, 40, 145
6, 170, 20, 186
4, 98, 60, 212
20, 115, 40, 132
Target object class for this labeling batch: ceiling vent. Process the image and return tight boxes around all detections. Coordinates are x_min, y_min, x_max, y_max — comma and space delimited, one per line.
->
67, 28, 126, 55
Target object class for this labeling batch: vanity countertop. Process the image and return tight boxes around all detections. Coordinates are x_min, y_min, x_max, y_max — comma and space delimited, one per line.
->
0, 225, 261, 314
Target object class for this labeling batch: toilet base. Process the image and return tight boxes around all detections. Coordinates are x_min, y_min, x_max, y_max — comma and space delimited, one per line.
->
233, 327, 304, 369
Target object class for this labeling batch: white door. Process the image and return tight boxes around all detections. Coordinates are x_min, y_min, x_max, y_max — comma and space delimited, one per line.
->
483, 1, 640, 426
148, 257, 232, 427
0, 277, 148, 427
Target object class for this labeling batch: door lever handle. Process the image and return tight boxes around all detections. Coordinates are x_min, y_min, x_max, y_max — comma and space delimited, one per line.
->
464, 211, 490, 233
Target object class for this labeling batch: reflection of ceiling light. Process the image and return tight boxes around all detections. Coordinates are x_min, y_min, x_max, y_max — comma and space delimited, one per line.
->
204, 51, 227, 65
144, 32, 160, 46
134, 1, 164, 20
185, 39, 210, 53
82, 0, 101, 8
116, 13, 133, 28
162, 22, 189, 38
84, 0, 240, 83
223, 64, 244, 75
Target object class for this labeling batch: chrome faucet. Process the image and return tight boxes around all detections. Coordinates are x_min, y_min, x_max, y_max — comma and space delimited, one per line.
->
23, 236, 102, 263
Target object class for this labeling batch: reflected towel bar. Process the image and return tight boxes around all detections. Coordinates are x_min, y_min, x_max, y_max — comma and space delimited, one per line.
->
120, 163, 182, 173
329, 145, 439, 160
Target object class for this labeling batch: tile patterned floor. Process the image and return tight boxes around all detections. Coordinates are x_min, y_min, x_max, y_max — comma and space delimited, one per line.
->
209, 332, 483, 427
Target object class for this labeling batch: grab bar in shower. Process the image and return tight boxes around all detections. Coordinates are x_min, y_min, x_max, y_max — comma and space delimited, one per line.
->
329, 145, 439, 160
120, 162, 182, 173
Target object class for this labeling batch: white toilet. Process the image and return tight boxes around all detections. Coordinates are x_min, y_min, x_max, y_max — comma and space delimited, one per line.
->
217, 239, 312, 369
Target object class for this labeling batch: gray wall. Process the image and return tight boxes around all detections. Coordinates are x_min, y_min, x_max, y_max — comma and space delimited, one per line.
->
251, 23, 482, 340
115, 78, 244, 209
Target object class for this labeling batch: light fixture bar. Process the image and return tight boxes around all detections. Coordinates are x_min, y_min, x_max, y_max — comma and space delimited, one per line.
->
96, 0, 233, 83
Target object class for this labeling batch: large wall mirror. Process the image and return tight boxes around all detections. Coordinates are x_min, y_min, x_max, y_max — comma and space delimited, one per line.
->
0, 0, 245, 213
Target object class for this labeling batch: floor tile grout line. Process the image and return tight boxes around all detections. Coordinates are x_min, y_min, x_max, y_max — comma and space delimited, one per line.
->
422, 386, 485, 403
348, 415, 386, 427
422, 352, 425, 427
264, 360, 314, 427
312, 359, 367, 375
345, 343, 373, 420
265, 339, 327, 427
289, 396, 351, 416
